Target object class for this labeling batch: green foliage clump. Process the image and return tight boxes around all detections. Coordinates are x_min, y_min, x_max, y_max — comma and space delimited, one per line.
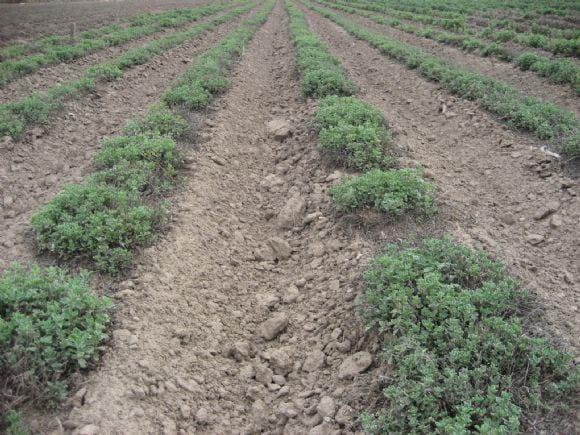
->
360, 238, 579, 434
95, 134, 180, 171
124, 104, 188, 138
286, 1, 355, 98
30, 131, 183, 273
559, 133, 579, 158
330, 168, 436, 216
31, 183, 160, 273
87, 63, 123, 81
0, 264, 112, 410
315, 96, 392, 170
516, 52, 579, 93
164, 25, 258, 109
5, 411, 29, 435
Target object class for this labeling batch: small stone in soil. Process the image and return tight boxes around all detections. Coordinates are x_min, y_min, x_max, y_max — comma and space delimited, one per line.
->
258, 312, 289, 340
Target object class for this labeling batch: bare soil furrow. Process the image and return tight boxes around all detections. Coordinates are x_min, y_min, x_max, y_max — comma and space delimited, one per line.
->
0, 6, 239, 105
323, 5, 580, 115
48, 2, 391, 433
300, 3, 580, 351
0, 6, 260, 270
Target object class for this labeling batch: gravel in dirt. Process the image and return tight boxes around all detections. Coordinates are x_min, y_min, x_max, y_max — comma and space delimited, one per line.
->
300, 3, 580, 352
322, 5, 580, 115
0, 0, 209, 45
0, 5, 260, 270
42, 2, 411, 433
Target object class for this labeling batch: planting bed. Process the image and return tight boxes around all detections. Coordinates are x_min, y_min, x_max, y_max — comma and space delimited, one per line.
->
0, 0, 578, 433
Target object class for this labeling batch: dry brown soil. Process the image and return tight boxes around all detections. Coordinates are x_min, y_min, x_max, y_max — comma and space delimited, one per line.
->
37, 2, 397, 433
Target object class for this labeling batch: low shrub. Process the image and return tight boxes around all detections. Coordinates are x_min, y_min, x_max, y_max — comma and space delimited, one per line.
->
124, 103, 188, 138
516, 52, 579, 92
360, 238, 579, 433
559, 133, 579, 158
315, 96, 392, 170
31, 183, 160, 273
87, 63, 123, 82
95, 134, 181, 174
0, 264, 112, 410
330, 168, 436, 216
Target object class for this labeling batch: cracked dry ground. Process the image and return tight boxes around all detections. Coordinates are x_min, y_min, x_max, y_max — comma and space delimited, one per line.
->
53, 3, 384, 434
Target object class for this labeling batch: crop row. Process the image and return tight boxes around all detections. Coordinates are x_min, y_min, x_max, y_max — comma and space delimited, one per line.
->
0, 2, 237, 87
0, 1, 227, 61
288, 1, 579, 432
366, 0, 580, 41
0, 1, 276, 431
362, 0, 580, 20
0, 1, 256, 139
304, 0, 579, 158
330, 0, 580, 57
320, 0, 580, 94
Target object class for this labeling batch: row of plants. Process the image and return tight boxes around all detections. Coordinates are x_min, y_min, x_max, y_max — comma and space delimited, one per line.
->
0, 2, 234, 61
354, 0, 580, 41
304, 0, 580, 158
32, 0, 276, 275
0, 1, 256, 139
352, 0, 580, 21
336, 0, 580, 57
0, 2, 237, 86
0, 2, 275, 431
288, 2, 578, 433
321, 0, 580, 93
288, 0, 435, 217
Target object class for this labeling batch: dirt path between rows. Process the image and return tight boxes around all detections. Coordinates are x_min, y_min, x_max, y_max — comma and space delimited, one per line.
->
299, 3, 580, 353
0, 5, 260, 270
321, 5, 580, 115
41, 2, 398, 434
0, 6, 240, 105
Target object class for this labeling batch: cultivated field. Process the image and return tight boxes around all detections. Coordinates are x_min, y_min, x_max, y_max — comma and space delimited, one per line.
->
0, 0, 578, 433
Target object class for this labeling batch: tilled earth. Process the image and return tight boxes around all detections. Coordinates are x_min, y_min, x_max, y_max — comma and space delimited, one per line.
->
1, 0, 579, 434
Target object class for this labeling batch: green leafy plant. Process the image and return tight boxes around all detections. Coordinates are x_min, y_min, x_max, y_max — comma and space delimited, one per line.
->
330, 168, 436, 216
559, 133, 579, 158
31, 183, 160, 273
0, 264, 112, 415
315, 96, 393, 170
124, 103, 188, 138
360, 238, 579, 433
